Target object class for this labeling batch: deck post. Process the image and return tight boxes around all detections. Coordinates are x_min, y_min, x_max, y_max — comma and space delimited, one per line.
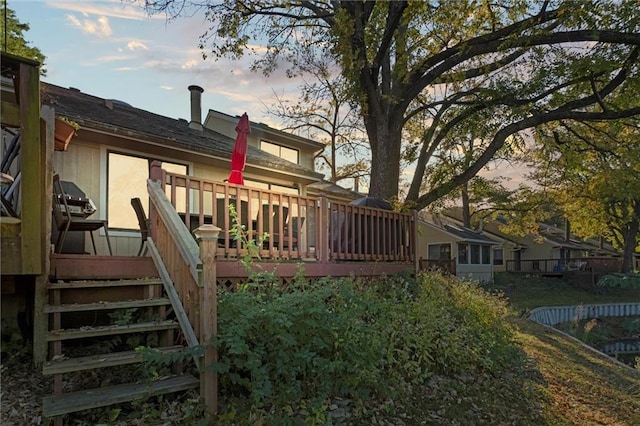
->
193, 225, 220, 418
319, 196, 329, 264
149, 161, 164, 241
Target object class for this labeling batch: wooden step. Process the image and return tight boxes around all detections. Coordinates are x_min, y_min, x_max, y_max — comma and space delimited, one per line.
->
44, 297, 171, 313
43, 374, 199, 417
47, 278, 163, 289
43, 345, 185, 375
50, 254, 158, 280
47, 320, 179, 341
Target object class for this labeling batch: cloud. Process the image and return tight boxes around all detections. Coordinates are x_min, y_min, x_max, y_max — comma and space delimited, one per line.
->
66, 15, 113, 38
181, 60, 199, 70
96, 55, 131, 63
126, 40, 149, 51
45, 0, 157, 21
161, 86, 174, 91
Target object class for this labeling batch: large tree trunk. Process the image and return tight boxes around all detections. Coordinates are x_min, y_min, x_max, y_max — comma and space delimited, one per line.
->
365, 113, 402, 200
621, 200, 640, 273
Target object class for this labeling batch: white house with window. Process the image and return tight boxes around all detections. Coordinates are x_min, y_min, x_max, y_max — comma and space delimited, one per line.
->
418, 220, 498, 283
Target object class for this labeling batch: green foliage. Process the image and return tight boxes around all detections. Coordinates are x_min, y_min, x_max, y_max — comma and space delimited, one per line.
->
145, 0, 640, 205
597, 273, 640, 289
226, 203, 279, 289
0, 0, 46, 74
213, 272, 521, 421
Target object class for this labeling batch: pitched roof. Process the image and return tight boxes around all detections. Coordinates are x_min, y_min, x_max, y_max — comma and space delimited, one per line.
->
41, 82, 323, 180
442, 223, 499, 244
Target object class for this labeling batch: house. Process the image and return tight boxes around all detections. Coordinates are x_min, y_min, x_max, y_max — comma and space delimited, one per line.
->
1, 51, 418, 421
442, 208, 627, 275
417, 217, 498, 283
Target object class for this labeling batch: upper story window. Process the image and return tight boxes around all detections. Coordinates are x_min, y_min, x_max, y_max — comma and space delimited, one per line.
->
260, 140, 299, 164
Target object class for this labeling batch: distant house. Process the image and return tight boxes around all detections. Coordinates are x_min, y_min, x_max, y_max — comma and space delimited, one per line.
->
417, 218, 498, 283
442, 208, 628, 274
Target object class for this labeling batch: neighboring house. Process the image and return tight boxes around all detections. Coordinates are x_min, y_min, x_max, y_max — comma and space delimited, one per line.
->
417, 218, 498, 283
442, 208, 627, 274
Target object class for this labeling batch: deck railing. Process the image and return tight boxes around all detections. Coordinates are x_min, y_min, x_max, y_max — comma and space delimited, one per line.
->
505, 257, 623, 274
419, 258, 456, 275
156, 167, 416, 264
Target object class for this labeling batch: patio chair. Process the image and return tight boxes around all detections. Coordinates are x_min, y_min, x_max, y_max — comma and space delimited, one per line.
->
261, 204, 289, 248
130, 197, 149, 256
52, 174, 112, 255
215, 198, 249, 246
283, 216, 304, 250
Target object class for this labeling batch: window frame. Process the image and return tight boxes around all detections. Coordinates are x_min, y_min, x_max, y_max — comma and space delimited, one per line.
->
260, 140, 299, 165
103, 148, 190, 235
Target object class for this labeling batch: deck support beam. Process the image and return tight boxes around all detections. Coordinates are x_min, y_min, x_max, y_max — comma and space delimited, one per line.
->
194, 225, 220, 418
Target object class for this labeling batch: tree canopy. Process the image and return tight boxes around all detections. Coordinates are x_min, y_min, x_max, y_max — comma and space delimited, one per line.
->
142, 0, 640, 208
0, 0, 46, 74
528, 116, 640, 272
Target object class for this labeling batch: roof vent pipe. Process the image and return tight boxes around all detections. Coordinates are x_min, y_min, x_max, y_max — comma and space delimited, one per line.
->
188, 85, 204, 131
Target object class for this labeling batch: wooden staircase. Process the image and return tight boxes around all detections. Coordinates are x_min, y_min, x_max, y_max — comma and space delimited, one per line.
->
43, 255, 199, 422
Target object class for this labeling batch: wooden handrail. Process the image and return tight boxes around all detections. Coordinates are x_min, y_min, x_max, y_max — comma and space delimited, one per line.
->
148, 179, 202, 285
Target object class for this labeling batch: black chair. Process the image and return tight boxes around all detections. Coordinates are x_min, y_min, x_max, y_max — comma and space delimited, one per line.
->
261, 204, 288, 248
52, 174, 112, 255
283, 216, 304, 250
130, 197, 150, 256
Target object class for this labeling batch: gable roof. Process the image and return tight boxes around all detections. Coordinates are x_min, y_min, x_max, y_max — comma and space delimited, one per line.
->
421, 218, 498, 244
205, 109, 325, 154
443, 207, 620, 255
41, 82, 324, 181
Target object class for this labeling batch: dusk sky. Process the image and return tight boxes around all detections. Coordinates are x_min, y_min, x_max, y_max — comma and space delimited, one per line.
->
12, 0, 300, 126
10, 0, 528, 190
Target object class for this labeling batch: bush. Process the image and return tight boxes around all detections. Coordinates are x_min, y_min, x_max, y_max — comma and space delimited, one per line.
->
213, 272, 522, 421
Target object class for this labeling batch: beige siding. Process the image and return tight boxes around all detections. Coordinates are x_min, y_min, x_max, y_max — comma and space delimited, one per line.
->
53, 140, 115, 255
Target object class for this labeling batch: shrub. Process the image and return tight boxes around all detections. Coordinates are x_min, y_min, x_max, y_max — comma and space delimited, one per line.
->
213, 271, 522, 421
214, 277, 384, 414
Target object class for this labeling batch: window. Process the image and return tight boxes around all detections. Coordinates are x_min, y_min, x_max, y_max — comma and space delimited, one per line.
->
482, 245, 491, 265
261, 140, 299, 164
429, 244, 452, 260
471, 244, 480, 264
458, 243, 468, 264
459, 242, 493, 265
493, 248, 504, 265
107, 152, 187, 230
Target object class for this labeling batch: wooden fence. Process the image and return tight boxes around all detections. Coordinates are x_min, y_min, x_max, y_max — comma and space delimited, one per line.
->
505, 257, 623, 274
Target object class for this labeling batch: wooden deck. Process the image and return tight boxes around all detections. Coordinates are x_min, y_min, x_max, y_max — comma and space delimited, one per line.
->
50, 254, 415, 287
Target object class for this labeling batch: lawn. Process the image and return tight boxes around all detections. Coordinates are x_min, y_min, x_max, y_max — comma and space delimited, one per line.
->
488, 272, 640, 312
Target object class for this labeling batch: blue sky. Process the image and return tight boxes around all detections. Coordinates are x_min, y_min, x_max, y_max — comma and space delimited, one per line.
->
12, 0, 299, 126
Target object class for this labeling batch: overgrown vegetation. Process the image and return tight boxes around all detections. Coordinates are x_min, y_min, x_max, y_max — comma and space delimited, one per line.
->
4, 271, 640, 424
211, 272, 522, 423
